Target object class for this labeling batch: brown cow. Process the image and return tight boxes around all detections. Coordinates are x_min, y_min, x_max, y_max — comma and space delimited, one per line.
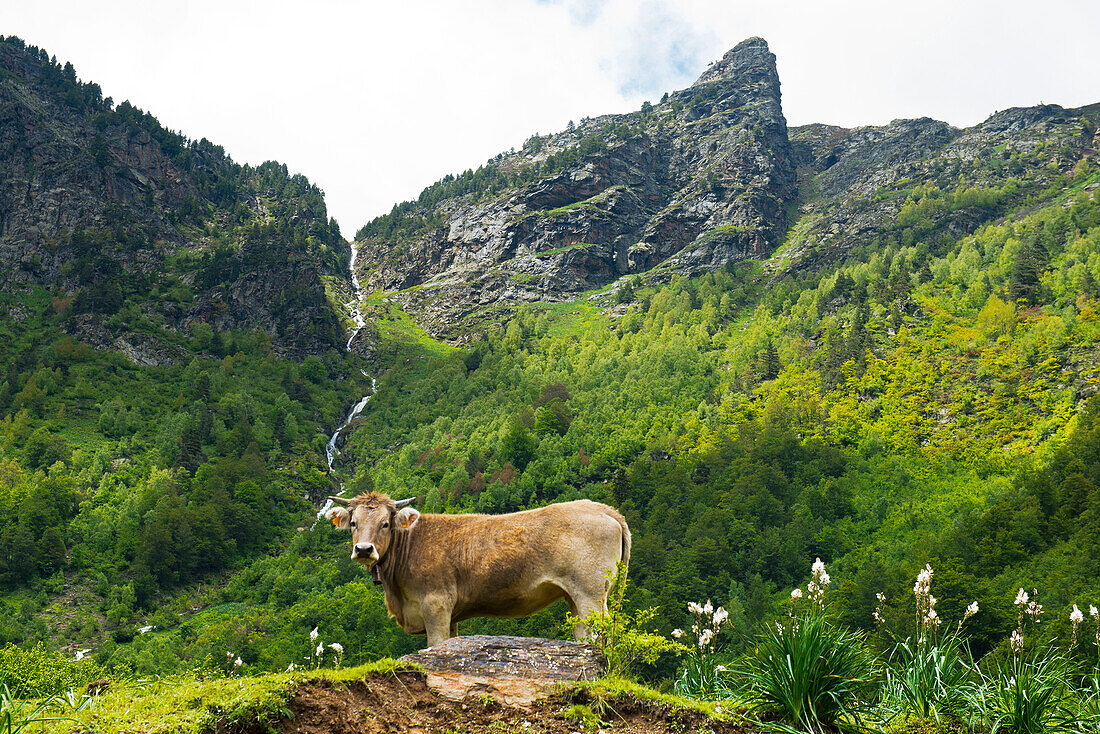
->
325, 492, 631, 648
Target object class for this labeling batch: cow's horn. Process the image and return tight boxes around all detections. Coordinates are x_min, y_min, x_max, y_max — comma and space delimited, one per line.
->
327, 496, 351, 506
394, 496, 417, 509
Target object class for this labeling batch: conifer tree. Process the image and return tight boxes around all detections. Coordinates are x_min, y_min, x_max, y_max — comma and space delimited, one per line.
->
1009, 225, 1050, 304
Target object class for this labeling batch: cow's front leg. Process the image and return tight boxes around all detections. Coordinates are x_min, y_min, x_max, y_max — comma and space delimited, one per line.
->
420, 595, 453, 648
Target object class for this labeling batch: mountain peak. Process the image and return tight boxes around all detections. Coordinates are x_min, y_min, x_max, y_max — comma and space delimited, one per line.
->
691, 37, 777, 88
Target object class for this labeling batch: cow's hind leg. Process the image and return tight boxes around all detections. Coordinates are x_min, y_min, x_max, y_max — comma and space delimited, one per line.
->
562, 581, 609, 642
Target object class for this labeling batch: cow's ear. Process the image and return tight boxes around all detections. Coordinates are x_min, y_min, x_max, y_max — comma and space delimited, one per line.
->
326, 506, 351, 530
396, 507, 420, 530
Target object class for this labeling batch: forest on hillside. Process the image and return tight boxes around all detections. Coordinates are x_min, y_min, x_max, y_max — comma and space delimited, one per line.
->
2, 148, 1097, 686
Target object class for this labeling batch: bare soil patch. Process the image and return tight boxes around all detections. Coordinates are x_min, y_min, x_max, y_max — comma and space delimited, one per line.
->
274, 672, 749, 734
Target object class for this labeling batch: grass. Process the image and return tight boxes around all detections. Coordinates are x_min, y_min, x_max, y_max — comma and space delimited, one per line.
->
537, 185, 627, 219
883, 633, 971, 725
573, 675, 740, 722
966, 651, 1077, 734
361, 293, 455, 358
529, 242, 597, 258
32, 660, 417, 734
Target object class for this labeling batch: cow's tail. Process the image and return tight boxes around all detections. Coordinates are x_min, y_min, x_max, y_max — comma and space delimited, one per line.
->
610, 507, 631, 595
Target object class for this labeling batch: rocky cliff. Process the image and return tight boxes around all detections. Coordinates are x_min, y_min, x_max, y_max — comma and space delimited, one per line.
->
0, 36, 351, 360
784, 103, 1099, 273
355, 37, 796, 339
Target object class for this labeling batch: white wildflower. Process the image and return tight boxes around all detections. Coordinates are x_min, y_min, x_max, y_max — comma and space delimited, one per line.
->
671, 628, 684, 639
316, 642, 324, 657
1027, 600, 1043, 621
328, 643, 344, 655
713, 606, 729, 627
310, 626, 319, 642
688, 601, 703, 615
1091, 605, 1099, 619
873, 592, 886, 626
776, 622, 784, 634
791, 588, 803, 600
965, 601, 979, 620
1010, 629, 1024, 654
234, 657, 243, 668
285, 663, 297, 672
913, 565, 933, 596
703, 599, 714, 616
1015, 588, 1029, 607
811, 558, 831, 588
1071, 605, 1085, 625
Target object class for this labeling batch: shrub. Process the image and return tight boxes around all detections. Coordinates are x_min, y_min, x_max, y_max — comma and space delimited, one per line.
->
565, 564, 684, 679
0, 643, 104, 699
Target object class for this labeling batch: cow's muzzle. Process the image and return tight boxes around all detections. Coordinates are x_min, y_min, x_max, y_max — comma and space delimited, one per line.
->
352, 543, 378, 564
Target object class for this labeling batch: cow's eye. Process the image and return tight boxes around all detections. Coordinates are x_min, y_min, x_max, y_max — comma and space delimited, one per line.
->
382, 521, 389, 529
350, 521, 356, 528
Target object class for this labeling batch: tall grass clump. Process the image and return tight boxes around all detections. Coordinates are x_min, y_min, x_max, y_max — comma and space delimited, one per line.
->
969, 650, 1074, 734
736, 559, 874, 733
965, 588, 1077, 734
879, 564, 977, 726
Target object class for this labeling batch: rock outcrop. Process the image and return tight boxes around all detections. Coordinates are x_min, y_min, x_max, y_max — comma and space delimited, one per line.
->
356, 37, 796, 338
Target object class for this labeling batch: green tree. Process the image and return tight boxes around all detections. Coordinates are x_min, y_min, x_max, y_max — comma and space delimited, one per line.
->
500, 418, 537, 471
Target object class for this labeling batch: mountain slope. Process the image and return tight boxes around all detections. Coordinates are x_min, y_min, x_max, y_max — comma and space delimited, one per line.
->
354, 38, 1098, 346
0, 37, 370, 659
0, 35, 350, 359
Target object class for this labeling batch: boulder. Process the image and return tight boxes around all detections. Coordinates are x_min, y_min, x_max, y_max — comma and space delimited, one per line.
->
400, 635, 604, 707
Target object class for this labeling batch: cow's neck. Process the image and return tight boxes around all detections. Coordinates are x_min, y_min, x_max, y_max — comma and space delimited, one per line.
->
376, 524, 414, 625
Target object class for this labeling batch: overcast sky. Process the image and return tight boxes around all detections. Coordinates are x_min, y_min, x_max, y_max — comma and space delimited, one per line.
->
6, 0, 1099, 235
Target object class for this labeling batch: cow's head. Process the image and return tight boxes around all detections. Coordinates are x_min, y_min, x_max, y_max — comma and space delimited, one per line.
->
325, 493, 418, 567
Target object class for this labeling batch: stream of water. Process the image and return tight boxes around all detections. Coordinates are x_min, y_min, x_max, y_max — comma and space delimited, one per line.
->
317, 243, 375, 520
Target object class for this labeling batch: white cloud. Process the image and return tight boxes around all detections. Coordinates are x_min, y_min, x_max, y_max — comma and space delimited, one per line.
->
4, 0, 1098, 234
